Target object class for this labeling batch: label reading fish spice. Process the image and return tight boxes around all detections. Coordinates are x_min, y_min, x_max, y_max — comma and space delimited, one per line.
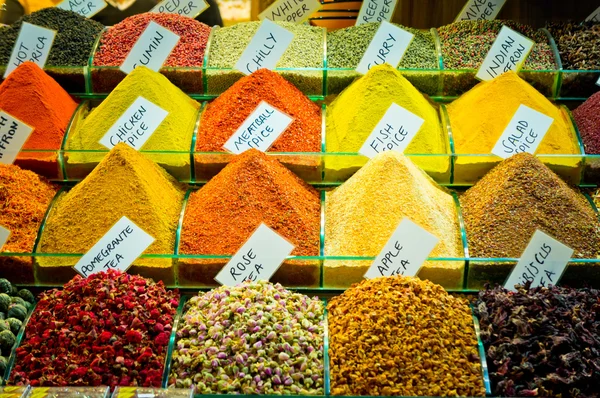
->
475, 25, 534, 81
99, 97, 169, 150
356, 0, 398, 25
224, 101, 293, 154
259, 0, 322, 23
150, 0, 209, 19
73, 216, 155, 278
235, 19, 294, 75
4, 22, 57, 78
120, 21, 181, 74
585, 6, 600, 22
215, 223, 295, 286
504, 230, 573, 291
359, 102, 424, 158
455, 0, 506, 22
0, 226, 10, 248
356, 21, 414, 75
0, 111, 34, 165
491, 104, 554, 158
57, 0, 108, 18
364, 218, 439, 279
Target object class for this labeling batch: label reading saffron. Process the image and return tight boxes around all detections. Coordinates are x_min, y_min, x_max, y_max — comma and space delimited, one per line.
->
364, 218, 439, 280
224, 101, 293, 154
0, 226, 10, 248
234, 19, 294, 75
258, 0, 322, 23
99, 97, 169, 150
73, 216, 155, 278
585, 6, 600, 22
0, 111, 34, 165
355, 0, 398, 25
455, 0, 506, 22
4, 22, 57, 78
215, 223, 295, 286
120, 21, 181, 74
150, 0, 209, 19
491, 104, 554, 159
475, 25, 534, 81
355, 21, 414, 75
57, 0, 108, 18
504, 230, 573, 291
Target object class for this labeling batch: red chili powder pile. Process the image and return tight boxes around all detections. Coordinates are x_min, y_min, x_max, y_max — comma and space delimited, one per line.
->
574, 91, 600, 154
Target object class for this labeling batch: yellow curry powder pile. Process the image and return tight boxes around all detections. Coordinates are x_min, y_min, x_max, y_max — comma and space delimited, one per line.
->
37, 143, 185, 285
327, 276, 485, 397
324, 151, 463, 289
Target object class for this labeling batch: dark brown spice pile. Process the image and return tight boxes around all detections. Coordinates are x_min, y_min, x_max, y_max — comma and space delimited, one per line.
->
546, 22, 600, 70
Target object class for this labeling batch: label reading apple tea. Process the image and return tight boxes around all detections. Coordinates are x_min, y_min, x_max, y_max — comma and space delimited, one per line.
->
356, 0, 398, 25
475, 25, 534, 81
0, 226, 10, 248
0, 111, 34, 165
355, 21, 414, 74
57, 0, 108, 18
259, 0, 322, 23
455, 0, 506, 22
235, 19, 294, 75
151, 0, 209, 19
4, 22, 57, 78
120, 21, 181, 74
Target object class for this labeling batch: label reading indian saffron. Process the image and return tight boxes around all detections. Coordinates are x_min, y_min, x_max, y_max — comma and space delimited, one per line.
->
585, 6, 600, 22
215, 223, 295, 286
355, 21, 414, 74
0, 111, 34, 165
0, 226, 10, 248
150, 0, 209, 19
99, 97, 169, 150
57, 0, 108, 18
364, 218, 439, 279
491, 104, 554, 159
223, 101, 293, 154
73, 216, 155, 278
356, 0, 398, 25
455, 0, 506, 22
120, 21, 181, 74
475, 25, 534, 81
258, 0, 321, 23
504, 230, 573, 291
4, 22, 57, 78
234, 19, 295, 75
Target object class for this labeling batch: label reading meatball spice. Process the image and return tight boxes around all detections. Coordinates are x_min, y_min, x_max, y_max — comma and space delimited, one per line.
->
0, 226, 10, 248
355, 22, 414, 74
504, 230, 573, 291
151, 0, 209, 19
4, 22, 57, 78
356, 0, 398, 25
120, 21, 181, 74
259, 0, 322, 23
475, 26, 534, 81
215, 223, 295, 286
0, 111, 34, 165
57, 0, 108, 18
455, 0, 506, 22
585, 6, 600, 22
73, 216, 155, 277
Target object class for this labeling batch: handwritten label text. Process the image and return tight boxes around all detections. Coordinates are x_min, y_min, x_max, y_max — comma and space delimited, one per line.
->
235, 19, 294, 75
4, 22, 56, 78
120, 21, 180, 74
356, 21, 414, 74
476, 25, 534, 81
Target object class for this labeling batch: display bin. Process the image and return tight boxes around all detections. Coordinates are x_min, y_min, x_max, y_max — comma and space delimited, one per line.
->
26, 387, 110, 398
557, 69, 600, 99
0, 65, 88, 95
2, 303, 36, 387
0, 386, 30, 398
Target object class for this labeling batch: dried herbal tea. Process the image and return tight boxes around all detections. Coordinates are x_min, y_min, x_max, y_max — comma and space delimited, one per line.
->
546, 22, 600, 70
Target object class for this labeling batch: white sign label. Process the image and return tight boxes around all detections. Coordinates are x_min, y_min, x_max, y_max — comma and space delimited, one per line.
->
57, 0, 108, 18
99, 97, 168, 150
356, 0, 398, 25
4, 22, 57, 79
150, 0, 209, 19
358, 103, 424, 158
73, 216, 155, 278
491, 104, 554, 159
356, 22, 414, 75
585, 6, 600, 22
504, 230, 573, 291
120, 21, 181, 75
234, 19, 295, 75
475, 26, 535, 81
455, 0, 506, 22
224, 101, 293, 154
364, 218, 439, 279
0, 226, 10, 248
259, 0, 321, 23
596, 75, 600, 87
0, 111, 34, 165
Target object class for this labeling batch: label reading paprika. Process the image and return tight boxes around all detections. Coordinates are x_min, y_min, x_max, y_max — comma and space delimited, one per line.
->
0, 111, 34, 165
4, 22, 57, 78
215, 223, 295, 286
258, 0, 322, 24
57, 0, 108, 18
585, 6, 600, 22
150, 0, 209, 19
120, 21, 181, 74
475, 25, 534, 81
355, 0, 398, 25
73, 216, 155, 278
455, 0, 506, 22
355, 21, 414, 75
0, 226, 10, 248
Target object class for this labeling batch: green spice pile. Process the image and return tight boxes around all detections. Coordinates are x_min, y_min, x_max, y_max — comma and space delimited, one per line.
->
169, 281, 324, 395
327, 276, 485, 396
546, 22, 600, 70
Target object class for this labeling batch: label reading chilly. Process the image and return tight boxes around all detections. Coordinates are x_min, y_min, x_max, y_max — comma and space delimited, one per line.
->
356, 0, 398, 25
355, 21, 414, 74
585, 6, 600, 22
99, 97, 168, 150
259, 0, 322, 23
73, 216, 155, 278
57, 0, 108, 18
4, 22, 57, 78
0, 226, 10, 248
0, 111, 34, 165
235, 19, 294, 75
504, 230, 573, 291
491, 104, 554, 159
120, 21, 181, 74
151, 0, 209, 19
455, 0, 506, 22
215, 223, 295, 286
475, 25, 534, 81
364, 218, 439, 279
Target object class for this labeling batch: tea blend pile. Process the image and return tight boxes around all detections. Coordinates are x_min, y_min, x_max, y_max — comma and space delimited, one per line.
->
546, 22, 600, 70
573, 91, 600, 154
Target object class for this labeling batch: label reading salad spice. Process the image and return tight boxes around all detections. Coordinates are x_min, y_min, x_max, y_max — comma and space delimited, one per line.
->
504, 230, 573, 291
215, 223, 295, 286
455, 0, 506, 22
475, 25, 534, 81
99, 96, 169, 150
57, 0, 108, 18
491, 104, 554, 158
355, 21, 414, 75
0, 226, 10, 248
356, 0, 398, 26
364, 218, 439, 279
585, 6, 600, 22
235, 19, 294, 75
259, 0, 322, 23
4, 22, 57, 78
0, 111, 34, 165
73, 216, 155, 278
120, 21, 181, 74
151, 0, 209, 19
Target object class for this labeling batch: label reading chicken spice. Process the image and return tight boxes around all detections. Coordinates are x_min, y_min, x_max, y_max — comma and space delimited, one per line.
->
0, 111, 34, 165
150, 0, 209, 19
215, 223, 295, 286
504, 230, 574, 291
475, 26, 534, 81
0, 226, 10, 248
455, 0, 506, 22
355, 21, 414, 75
4, 22, 57, 78
585, 6, 600, 22
120, 21, 181, 74
356, 0, 398, 25
259, 0, 322, 23
57, 0, 108, 18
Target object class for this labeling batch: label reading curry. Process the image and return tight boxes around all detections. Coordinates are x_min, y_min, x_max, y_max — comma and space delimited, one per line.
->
355, 0, 398, 25
150, 0, 209, 19
57, 0, 108, 18
0, 111, 34, 165
355, 21, 414, 74
4, 22, 57, 78
475, 25, 534, 81
455, 0, 506, 22
120, 21, 181, 74
0, 226, 10, 248
259, 0, 322, 23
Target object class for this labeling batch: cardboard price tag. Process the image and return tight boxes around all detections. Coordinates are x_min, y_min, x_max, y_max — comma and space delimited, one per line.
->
475, 25, 534, 81
455, 0, 506, 22
151, 0, 209, 19
4, 22, 57, 78
120, 21, 181, 74
356, 0, 398, 26
0, 226, 10, 248
57, 0, 108, 18
585, 6, 600, 22
259, 0, 322, 23
0, 111, 34, 165
355, 21, 414, 75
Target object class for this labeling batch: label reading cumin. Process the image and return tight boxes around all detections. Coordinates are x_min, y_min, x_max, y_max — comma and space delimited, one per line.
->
455, 0, 506, 22
585, 6, 600, 22
0, 226, 10, 248
355, 0, 398, 26
0, 111, 34, 165
475, 26, 534, 81
120, 21, 181, 74
150, 0, 209, 19
4, 22, 57, 78
259, 0, 322, 23
57, 0, 108, 18
355, 21, 414, 75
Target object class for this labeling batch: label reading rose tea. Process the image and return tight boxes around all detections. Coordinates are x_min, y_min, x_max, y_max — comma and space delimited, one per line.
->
356, 0, 398, 25
475, 25, 534, 81
585, 6, 600, 22
215, 223, 295, 286
4, 22, 57, 78
455, 0, 506, 22
120, 21, 181, 74
259, 0, 322, 23
73, 216, 155, 277
0, 111, 34, 165
355, 21, 414, 74
235, 19, 294, 75
57, 0, 108, 18
151, 0, 209, 19
0, 226, 10, 248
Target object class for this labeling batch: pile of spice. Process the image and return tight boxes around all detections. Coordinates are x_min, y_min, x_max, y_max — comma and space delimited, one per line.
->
169, 281, 324, 394
328, 276, 486, 396
179, 149, 320, 287
37, 144, 186, 285
476, 284, 600, 397
10, 270, 179, 387
546, 22, 600, 70
573, 91, 600, 153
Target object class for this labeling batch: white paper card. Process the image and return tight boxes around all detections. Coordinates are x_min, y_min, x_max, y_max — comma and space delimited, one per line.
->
0, 226, 10, 248
224, 101, 293, 154
235, 19, 295, 75
259, 0, 322, 23
356, 0, 398, 25
99, 97, 168, 150
73, 216, 155, 278
504, 230, 573, 291
151, 0, 209, 19
57, 0, 108, 18
585, 6, 600, 22
4, 22, 57, 78
455, 0, 506, 22
356, 21, 414, 74
596, 75, 600, 87
364, 218, 439, 279
475, 25, 534, 81
491, 104, 554, 159
120, 21, 181, 74
0, 111, 34, 165
359, 103, 424, 158
215, 223, 295, 286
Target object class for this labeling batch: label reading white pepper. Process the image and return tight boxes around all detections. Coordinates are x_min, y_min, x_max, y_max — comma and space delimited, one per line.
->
150, 0, 209, 19
4, 22, 57, 78
355, 21, 414, 74
120, 21, 181, 74
0, 226, 10, 248
455, 0, 506, 22
356, 0, 398, 25
585, 6, 600, 22
0, 111, 34, 165
259, 0, 322, 23
235, 19, 294, 75
57, 0, 108, 18
475, 25, 534, 81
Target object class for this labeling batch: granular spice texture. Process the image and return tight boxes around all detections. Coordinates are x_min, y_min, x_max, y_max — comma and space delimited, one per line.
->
546, 22, 600, 70
327, 276, 485, 396
573, 91, 600, 154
